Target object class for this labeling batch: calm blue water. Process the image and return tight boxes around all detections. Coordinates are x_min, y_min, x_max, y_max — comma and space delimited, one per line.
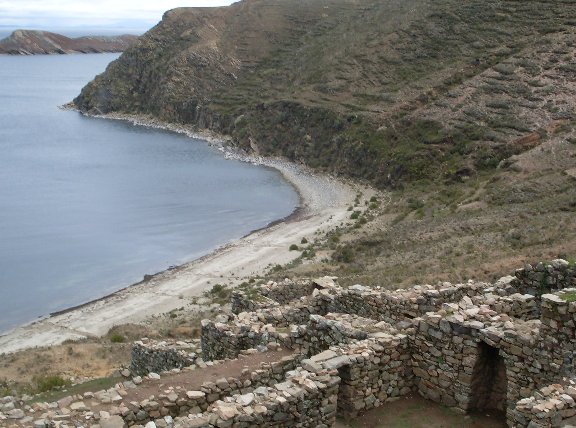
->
0, 54, 298, 333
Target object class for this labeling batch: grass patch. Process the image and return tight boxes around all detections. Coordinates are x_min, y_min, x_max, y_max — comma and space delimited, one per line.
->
110, 334, 125, 343
561, 291, 576, 303
32, 375, 71, 394
29, 376, 121, 404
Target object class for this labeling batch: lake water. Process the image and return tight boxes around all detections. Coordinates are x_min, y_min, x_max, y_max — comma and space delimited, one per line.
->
0, 54, 299, 333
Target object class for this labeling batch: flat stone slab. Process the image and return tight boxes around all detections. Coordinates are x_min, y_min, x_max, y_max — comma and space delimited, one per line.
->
310, 350, 337, 362
322, 355, 351, 370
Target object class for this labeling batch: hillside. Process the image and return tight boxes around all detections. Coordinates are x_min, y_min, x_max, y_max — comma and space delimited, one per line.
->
0, 30, 138, 55
75, 0, 576, 186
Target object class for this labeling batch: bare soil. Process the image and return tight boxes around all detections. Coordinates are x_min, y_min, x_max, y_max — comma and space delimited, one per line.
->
336, 394, 507, 428
124, 349, 294, 401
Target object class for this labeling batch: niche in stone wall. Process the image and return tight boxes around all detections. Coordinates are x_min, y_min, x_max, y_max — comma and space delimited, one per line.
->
469, 341, 508, 412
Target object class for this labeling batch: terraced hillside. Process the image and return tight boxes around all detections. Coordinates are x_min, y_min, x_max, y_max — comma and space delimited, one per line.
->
75, 0, 576, 186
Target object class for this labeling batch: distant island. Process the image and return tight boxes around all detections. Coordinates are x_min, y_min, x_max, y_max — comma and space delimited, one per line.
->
0, 29, 139, 55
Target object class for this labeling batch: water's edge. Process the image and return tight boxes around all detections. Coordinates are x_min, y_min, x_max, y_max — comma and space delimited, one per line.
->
9, 108, 307, 330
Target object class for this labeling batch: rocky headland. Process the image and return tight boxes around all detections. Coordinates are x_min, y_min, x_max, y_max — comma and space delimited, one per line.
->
0, 30, 138, 55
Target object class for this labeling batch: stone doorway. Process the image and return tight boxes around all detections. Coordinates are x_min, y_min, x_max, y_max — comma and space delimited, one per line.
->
469, 341, 508, 412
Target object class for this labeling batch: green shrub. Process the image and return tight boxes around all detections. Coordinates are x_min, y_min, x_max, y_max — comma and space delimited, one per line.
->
208, 283, 232, 304
289, 244, 299, 251
110, 334, 125, 343
302, 249, 316, 259
301, 237, 308, 244
350, 211, 361, 219
33, 375, 70, 393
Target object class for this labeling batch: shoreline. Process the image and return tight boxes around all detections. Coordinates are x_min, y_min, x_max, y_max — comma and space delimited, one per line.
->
0, 111, 366, 355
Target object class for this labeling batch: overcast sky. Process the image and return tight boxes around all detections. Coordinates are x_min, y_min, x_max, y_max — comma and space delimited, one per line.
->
0, 0, 235, 34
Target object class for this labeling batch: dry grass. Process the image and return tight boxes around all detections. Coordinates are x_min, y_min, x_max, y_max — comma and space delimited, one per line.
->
280, 131, 576, 288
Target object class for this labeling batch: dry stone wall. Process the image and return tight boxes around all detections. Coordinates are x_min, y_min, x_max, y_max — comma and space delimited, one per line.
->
318, 335, 415, 417
512, 259, 576, 296
173, 368, 340, 428
122, 352, 304, 424
470, 292, 538, 321
130, 339, 200, 376
231, 277, 335, 314
512, 381, 576, 427
325, 281, 491, 324
231, 291, 277, 314
197, 260, 576, 427
259, 278, 327, 304
539, 289, 576, 375
200, 317, 295, 361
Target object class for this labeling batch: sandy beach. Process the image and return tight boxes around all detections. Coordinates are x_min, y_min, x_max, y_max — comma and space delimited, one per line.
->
0, 114, 364, 354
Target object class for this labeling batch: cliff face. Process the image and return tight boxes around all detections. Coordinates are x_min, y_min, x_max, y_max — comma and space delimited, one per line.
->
74, 0, 576, 186
0, 30, 138, 55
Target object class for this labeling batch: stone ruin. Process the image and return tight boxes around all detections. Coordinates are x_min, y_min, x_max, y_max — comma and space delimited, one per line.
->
2, 259, 576, 427
198, 259, 576, 427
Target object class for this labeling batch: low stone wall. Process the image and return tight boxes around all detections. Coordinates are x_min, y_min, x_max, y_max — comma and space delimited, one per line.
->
231, 277, 336, 315
200, 317, 296, 361
173, 368, 341, 428
260, 277, 334, 304
13, 260, 576, 428
471, 293, 537, 321
326, 281, 490, 324
302, 313, 392, 356
123, 352, 304, 424
130, 339, 200, 376
513, 259, 576, 296
512, 382, 576, 427
231, 291, 278, 314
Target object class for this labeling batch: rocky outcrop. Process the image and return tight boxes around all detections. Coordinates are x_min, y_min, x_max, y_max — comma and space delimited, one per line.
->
0, 30, 138, 55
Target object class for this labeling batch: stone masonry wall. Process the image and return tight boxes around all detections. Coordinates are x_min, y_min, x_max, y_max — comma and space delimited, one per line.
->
200, 316, 300, 361
259, 278, 326, 304
539, 289, 576, 375
325, 281, 490, 325
512, 260, 576, 296
122, 352, 304, 425
471, 293, 537, 321
512, 381, 576, 427
302, 314, 369, 356
173, 368, 341, 428
10, 260, 576, 428
231, 277, 335, 314
231, 291, 278, 314
411, 294, 573, 426
322, 335, 415, 417
130, 339, 200, 376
